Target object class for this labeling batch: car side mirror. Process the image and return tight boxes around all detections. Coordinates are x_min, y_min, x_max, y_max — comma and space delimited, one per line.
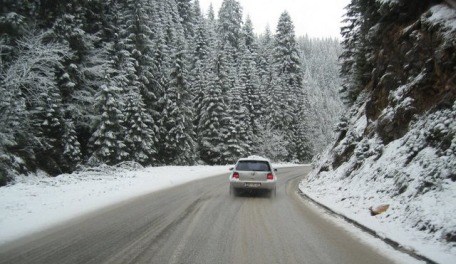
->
229, 167, 234, 171
274, 168, 277, 172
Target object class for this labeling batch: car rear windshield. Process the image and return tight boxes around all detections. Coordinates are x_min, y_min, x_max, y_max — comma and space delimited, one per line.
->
236, 160, 271, 171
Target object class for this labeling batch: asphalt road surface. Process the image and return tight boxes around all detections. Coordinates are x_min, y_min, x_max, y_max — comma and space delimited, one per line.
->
0, 166, 407, 264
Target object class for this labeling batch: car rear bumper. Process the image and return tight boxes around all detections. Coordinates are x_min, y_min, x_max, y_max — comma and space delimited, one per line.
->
230, 180, 276, 191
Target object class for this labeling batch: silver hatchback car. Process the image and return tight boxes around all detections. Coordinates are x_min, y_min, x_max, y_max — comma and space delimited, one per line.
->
229, 156, 277, 197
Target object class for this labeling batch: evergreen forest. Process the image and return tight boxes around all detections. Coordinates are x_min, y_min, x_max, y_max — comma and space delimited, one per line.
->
0, 0, 343, 184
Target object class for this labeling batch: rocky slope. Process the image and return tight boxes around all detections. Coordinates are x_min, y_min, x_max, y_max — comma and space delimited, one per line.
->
301, 1, 456, 262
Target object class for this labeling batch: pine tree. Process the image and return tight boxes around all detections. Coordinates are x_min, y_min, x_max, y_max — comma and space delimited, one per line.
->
159, 35, 196, 165
339, 0, 380, 105
198, 70, 227, 164
148, 0, 173, 123
176, 0, 195, 39
122, 0, 162, 147
88, 84, 129, 165
221, 78, 251, 163
240, 19, 262, 137
190, 1, 211, 143
30, 88, 65, 175
124, 90, 157, 165
61, 120, 82, 170
218, 0, 243, 52
339, 0, 363, 105
273, 11, 312, 161
257, 26, 275, 119
36, 86, 81, 174
148, 22, 169, 121
272, 12, 300, 130
51, 0, 108, 132
242, 16, 257, 53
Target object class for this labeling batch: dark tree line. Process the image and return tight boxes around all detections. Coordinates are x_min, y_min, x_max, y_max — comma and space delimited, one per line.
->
0, 0, 342, 184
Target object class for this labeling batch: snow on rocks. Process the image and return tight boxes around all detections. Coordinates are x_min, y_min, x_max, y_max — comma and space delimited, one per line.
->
369, 204, 390, 216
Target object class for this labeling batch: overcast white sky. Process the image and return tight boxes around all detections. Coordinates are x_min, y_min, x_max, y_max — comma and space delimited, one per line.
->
198, 0, 350, 38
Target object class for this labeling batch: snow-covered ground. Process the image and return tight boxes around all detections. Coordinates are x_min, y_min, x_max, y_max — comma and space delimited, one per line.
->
300, 180, 456, 264
300, 181, 455, 264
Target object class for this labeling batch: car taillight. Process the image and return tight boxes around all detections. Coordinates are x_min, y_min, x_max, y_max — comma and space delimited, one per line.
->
267, 173, 273, 180
232, 172, 240, 179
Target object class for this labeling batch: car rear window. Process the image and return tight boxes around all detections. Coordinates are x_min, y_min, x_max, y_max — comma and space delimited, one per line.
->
236, 160, 271, 171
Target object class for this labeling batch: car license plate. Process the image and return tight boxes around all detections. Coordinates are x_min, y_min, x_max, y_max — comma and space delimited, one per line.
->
245, 183, 261, 188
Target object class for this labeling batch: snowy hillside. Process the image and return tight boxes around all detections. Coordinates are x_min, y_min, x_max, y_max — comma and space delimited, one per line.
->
301, 100, 456, 263
301, 1, 456, 264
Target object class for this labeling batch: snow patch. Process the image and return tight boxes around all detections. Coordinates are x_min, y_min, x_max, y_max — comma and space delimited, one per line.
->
426, 4, 456, 32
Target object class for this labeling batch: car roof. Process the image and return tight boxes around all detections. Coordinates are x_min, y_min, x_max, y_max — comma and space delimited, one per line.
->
237, 155, 270, 162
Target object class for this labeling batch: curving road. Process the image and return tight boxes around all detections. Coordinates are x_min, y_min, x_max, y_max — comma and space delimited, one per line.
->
0, 167, 406, 264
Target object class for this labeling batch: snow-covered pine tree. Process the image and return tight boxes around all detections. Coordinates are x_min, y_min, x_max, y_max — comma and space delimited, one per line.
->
88, 83, 129, 165
61, 119, 82, 171
240, 19, 263, 137
190, 1, 211, 143
176, 0, 195, 39
272, 12, 300, 130
242, 16, 257, 53
239, 51, 261, 139
198, 69, 227, 164
290, 118, 313, 162
124, 90, 157, 165
148, 1, 172, 120
257, 26, 275, 120
49, 0, 122, 158
0, 10, 27, 67
33, 87, 66, 174
122, 0, 162, 142
221, 76, 250, 164
339, 0, 380, 105
218, 0, 243, 52
159, 33, 196, 165
273, 11, 312, 162
216, 0, 244, 98
45, 3, 105, 172
206, 2, 217, 28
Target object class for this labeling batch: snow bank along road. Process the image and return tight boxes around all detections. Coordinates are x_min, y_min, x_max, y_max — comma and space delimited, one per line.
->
0, 167, 419, 264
